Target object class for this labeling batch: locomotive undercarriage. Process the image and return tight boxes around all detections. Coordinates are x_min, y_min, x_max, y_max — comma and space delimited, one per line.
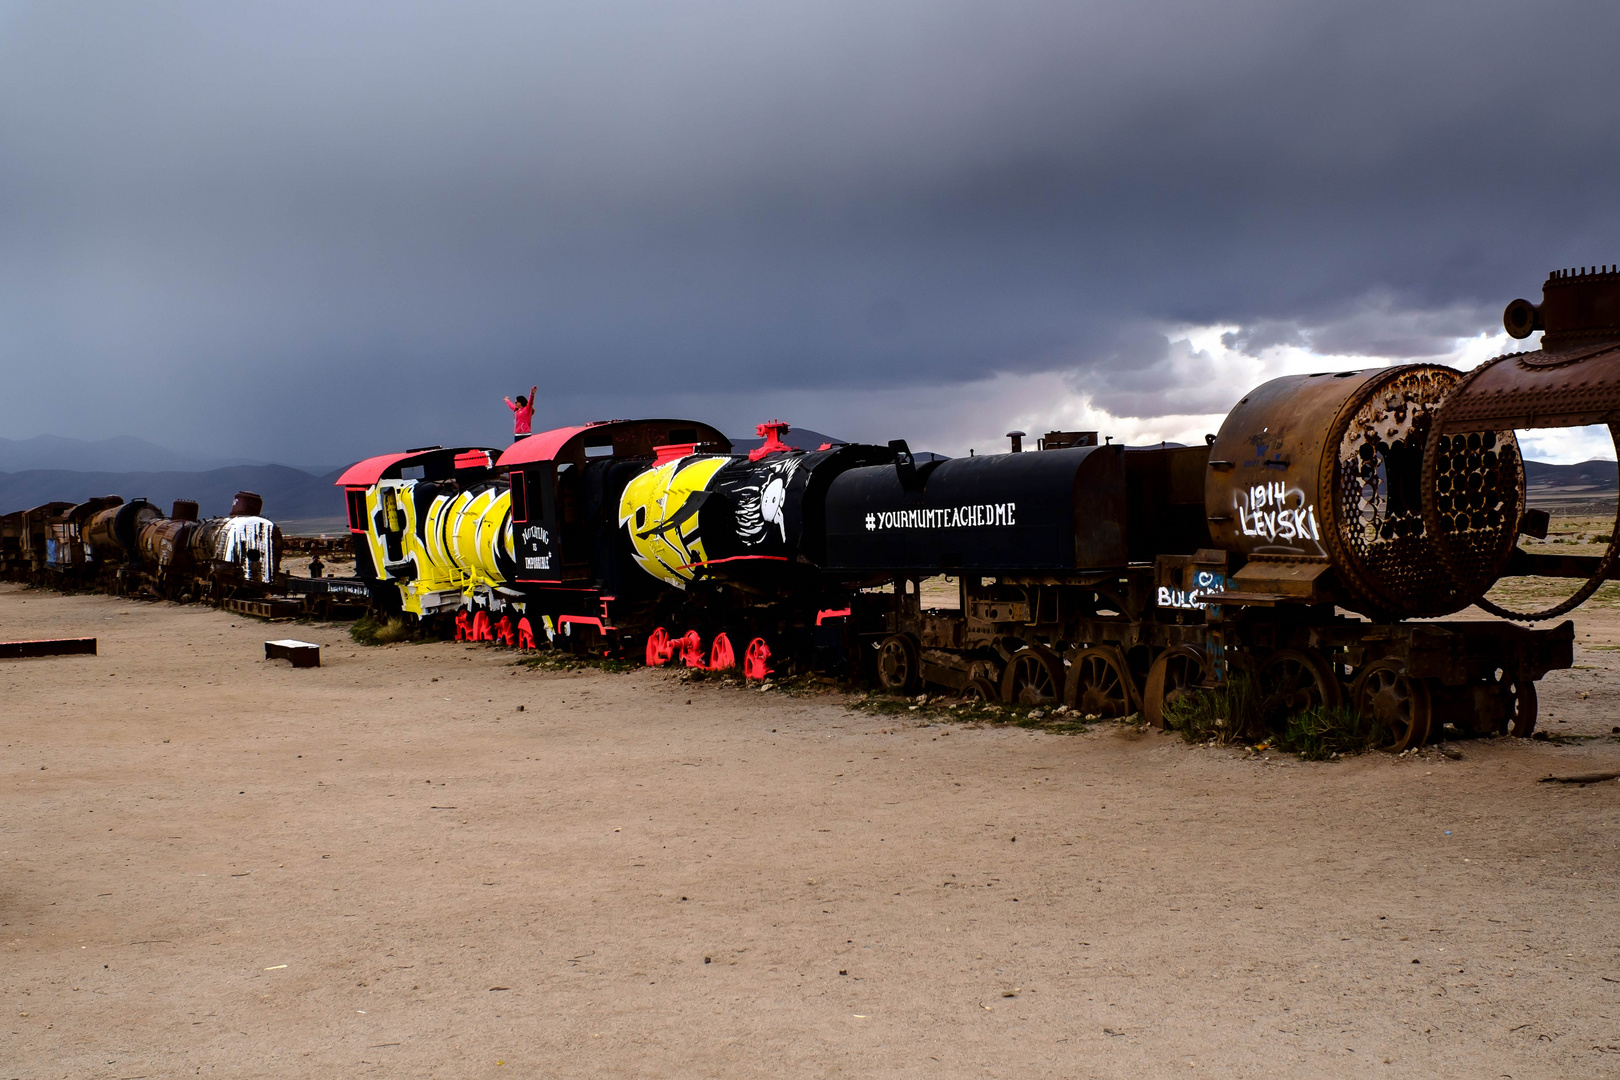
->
869, 567, 1573, 750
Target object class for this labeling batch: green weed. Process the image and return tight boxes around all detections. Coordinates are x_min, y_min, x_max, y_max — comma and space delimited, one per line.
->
1162, 671, 1385, 759
350, 613, 417, 646
1278, 703, 1383, 760
849, 692, 1100, 735
1161, 670, 1261, 744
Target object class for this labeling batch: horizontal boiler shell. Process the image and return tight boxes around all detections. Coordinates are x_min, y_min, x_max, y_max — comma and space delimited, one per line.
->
1205, 364, 1522, 619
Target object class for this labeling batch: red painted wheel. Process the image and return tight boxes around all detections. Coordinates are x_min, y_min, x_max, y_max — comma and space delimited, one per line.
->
710, 632, 736, 671
645, 626, 671, 667
677, 630, 707, 668
743, 637, 772, 681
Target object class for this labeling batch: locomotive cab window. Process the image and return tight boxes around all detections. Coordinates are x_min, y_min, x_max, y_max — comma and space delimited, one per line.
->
509, 471, 529, 522
346, 489, 367, 531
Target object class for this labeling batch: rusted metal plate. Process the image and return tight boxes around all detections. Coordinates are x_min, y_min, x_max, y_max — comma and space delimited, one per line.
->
1437, 341, 1620, 432
1229, 555, 1333, 602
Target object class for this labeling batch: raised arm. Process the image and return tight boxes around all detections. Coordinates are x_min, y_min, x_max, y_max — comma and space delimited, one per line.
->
505, 396, 518, 412
529, 386, 537, 402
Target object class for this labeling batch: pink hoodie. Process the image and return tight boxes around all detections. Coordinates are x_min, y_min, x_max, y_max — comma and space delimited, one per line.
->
506, 387, 537, 434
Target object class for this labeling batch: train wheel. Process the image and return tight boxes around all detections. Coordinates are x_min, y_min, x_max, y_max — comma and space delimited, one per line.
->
1257, 648, 1341, 732
645, 626, 671, 667
1494, 672, 1538, 737
676, 630, 707, 668
960, 677, 999, 702
1065, 647, 1133, 717
709, 632, 736, 671
743, 637, 772, 681
1352, 659, 1432, 752
966, 658, 1001, 684
1002, 648, 1063, 706
876, 635, 919, 694
1143, 645, 1208, 730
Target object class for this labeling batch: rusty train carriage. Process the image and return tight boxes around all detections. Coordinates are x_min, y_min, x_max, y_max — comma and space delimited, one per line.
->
831, 268, 1620, 747
0, 490, 289, 606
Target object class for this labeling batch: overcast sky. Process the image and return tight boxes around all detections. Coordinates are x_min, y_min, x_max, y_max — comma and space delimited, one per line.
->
2, 1, 1618, 466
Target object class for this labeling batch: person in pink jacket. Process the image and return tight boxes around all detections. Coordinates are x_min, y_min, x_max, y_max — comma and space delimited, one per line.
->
505, 386, 537, 441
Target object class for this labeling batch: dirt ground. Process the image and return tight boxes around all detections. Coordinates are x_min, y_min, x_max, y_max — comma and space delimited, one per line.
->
4, 584, 1620, 1079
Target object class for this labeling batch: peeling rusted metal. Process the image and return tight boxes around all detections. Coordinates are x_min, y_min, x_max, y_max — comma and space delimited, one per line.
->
1207, 364, 1520, 619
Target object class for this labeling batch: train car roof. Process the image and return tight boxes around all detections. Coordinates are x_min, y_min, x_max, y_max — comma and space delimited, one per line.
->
497, 419, 730, 468
334, 446, 504, 487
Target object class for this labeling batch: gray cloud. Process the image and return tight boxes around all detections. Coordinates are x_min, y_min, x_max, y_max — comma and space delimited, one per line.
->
1, 1, 1618, 462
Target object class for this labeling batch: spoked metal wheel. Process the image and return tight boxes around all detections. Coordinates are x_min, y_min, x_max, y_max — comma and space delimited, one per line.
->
960, 676, 1000, 702
967, 658, 1002, 684
1257, 647, 1341, 733
1352, 659, 1433, 752
1506, 676, 1537, 738
1475, 668, 1538, 737
1144, 645, 1208, 730
1064, 646, 1135, 718
743, 637, 773, 681
709, 632, 736, 672
645, 626, 671, 667
1001, 648, 1064, 705
877, 634, 920, 694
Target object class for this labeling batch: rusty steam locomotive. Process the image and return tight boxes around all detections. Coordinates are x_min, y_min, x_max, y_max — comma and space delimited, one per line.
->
332, 267, 1620, 750
0, 490, 284, 604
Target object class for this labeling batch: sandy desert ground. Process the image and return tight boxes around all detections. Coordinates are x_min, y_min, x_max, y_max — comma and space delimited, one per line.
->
3, 582, 1620, 1079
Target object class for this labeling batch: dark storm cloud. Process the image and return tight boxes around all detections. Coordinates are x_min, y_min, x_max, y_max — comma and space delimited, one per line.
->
1, 0, 1618, 461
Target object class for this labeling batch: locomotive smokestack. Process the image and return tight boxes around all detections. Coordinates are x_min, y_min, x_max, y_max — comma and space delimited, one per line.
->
1006, 430, 1025, 453
170, 499, 199, 522
1527, 265, 1620, 350
229, 491, 264, 517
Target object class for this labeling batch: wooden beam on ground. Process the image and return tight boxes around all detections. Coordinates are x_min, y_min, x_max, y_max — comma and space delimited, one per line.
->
0, 637, 97, 659
265, 639, 320, 668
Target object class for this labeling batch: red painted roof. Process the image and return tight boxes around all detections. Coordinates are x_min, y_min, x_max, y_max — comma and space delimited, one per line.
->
335, 446, 504, 487
496, 425, 591, 467
497, 420, 730, 468
334, 452, 416, 487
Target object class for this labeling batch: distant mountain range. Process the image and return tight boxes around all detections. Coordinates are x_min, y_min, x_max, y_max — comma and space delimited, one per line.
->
0, 434, 335, 476
1523, 459, 1619, 491
0, 465, 347, 523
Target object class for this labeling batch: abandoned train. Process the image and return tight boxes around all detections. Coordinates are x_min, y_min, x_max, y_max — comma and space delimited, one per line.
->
333, 268, 1620, 748
0, 490, 283, 602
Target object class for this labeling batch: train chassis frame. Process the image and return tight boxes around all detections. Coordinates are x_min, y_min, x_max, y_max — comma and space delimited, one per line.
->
867, 564, 1573, 748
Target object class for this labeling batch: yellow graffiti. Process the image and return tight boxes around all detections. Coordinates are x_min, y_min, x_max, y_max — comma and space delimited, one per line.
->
617, 455, 729, 588
359, 481, 511, 615
426, 485, 512, 591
